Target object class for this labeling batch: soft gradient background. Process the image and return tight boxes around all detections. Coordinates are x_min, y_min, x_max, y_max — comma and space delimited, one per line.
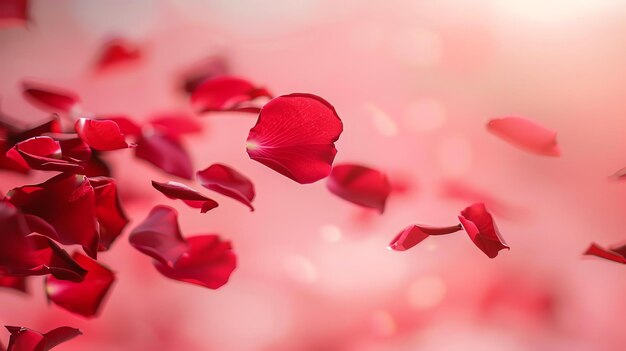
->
2, 1, 626, 350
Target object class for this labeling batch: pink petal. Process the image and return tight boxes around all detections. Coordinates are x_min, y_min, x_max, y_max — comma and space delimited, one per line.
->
151, 180, 218, 213
196, 164, 254, 211
388, 224, 463, 251
94, 38, 141, 72
0, 0, 28, 28
149, 113, 202, 138
583, 243, 626, 264
326, 163, 391, 213
459, 203, 510, 258
246, 93, 344, 184
45, 252, 115, 318
5, 326, 81, 351
75, 118, 135, 151
191, 76, 272, 113
135, 133, 194, 179
89, 177, 129, 251
153, 235, 236, 289
487, 116, 560, 157
22, 82, 81, 114
128, 205, 189, 267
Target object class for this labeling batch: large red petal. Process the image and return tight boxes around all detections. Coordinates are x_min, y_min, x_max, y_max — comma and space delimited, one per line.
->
0, 0, 28, 28
327, 163, 391, 213
191, 76, 271, 113
94, 38, 141, 72
583, 243, 626, 264
22, 82, 81, 114
5, 326, 81, 351
89, 177, 129, 251
154, 235, 236, 289
459, 203, 510, 258
196, 164, 254, 211
128, 205, 188, 267
246, 93, 343, 184
151, 180, 218, 213
45, 252, 115, 318
135, 133, 194, 179
487, 116, 560, 157
75, 118, 134, 151
388, 224, 463, 251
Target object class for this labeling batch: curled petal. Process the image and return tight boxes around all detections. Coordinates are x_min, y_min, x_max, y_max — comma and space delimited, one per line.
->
583, 243, 626, 264
6, 326, 81, 351
149, 113, 202, 138
22, 82, 81, 114
6, 136, 82, 172
154, 235, 236, 289
459, 203, 510, 258
246, 93, 343, 184
94, 38, 141, 72
197, 164, 254, 211
191, 76, 271, 113
135, 133, 193, 179
388, 224, 463, 251
327, 163, 391, 213
75, 118, 135, 151
151, 180, 218, 213
46, 252, 115, 318
487, 116, 560, 157
89, 177, 129, 251
129, 205, 188, 267
0, 0, 29, 28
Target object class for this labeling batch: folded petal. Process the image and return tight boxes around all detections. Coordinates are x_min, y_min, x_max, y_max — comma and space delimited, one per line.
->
151, 180, 218, 213
45, 252, 115, 318
487, 116, 560, 157
191, 76, 271, 113
75, 118, 135, 151
327, 163, 391, 213
459, 203, 510, 258
5, 326, 81, 351
135, 133, 194, 179
89, 177, 129, 251
583, 242, 626, 264
22, 82, 81, 114
154, 235, 236, 289
388, 224, 463, 251
196, 164, 254, 211
94, 38, 141, 72
246, 93, 343, 184
128, 205, 188, 267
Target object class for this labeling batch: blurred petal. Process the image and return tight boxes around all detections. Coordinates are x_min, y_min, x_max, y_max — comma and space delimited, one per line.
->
0, 272, 27, 293
97, 116, 142, 138
149, 113, 202, 138
135, 132, 193, 179
0, 0, 28, 28
94, 38, 141, 72
326, 163, 391, 213
196, 163, 254, 211
151, 180, 218, 213
179, 55, 229, 95
583, 243, 626, 264
459, 203, 510, 258
22, 82, 81, 114
75, 118, 135, 151
487, 116, 560, 157
191, 76, 271, 113
389, 224, 462, 251
5, 326, 81, 351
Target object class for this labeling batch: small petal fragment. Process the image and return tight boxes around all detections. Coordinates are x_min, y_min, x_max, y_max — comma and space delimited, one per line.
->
487, 116, 560, 157
22, 83, 81, 114
459, 203, 510, 258
583, 243, 626, 264
197, 164, 254, 211
46, 252, 115, 318
94, 38, 141, 72
151, 181, 218, 213
326, 163, 391, 213
246, 93, 344, 183
5, 326, 81, 351
75, 118, 134, 151
389, 224, 463, 251
191, 76, 271, 113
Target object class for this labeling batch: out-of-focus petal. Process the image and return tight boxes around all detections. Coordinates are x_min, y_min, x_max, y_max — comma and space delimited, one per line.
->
191, 76, 271, 113
0, 272, 27, 293
583, 242, 626, 264
327, 163, 391, 213
179, 55, 229, 95
0, 0, 28, 28
151, 180, 218, 213
149, 113, 202, 138
94, 38, 141, 72
75, 118, 135, 151
135, 132, 194, 179
5, 326, 81, 351
487, 116, 560, 157
22, 82, 81, 114
196, 164, 254, 211
388, 224, 462, 251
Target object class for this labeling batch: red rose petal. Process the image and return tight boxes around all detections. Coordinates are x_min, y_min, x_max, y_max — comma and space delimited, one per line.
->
45, 252, 115, 318
7, 173, 99, 258
1, 117, 61, 174
5, 326, 81, 351
487, 116, 560, 157
135, 132, 194, 179
196, 164, 254, 211
459, 203, 510, 258
129, 205, 189, 267
94, 38, 141, 72
89, 177, 129, 251
22, 82, 81, 114
149, 113, 202, 138
6, 136, 82, 172
179, 55, 229, 95
583, 242, 626, 264
75, 118, 135, 151
191, 76, 272, 113
154, 235, 236, 289
151, 180, 218, 213
98, 116, 142, 138
0, 272, 27, 293
388, 224, 463, 251
0, 0, 28, 28
246, 93, 343, 184
326, 163, 391, 213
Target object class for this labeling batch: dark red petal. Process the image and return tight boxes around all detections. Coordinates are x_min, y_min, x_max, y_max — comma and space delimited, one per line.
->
388, 224, 463, 251
196, 164, 254, 211
191, 76, 272, 113
459, 203, 510, 258
97, 116, 142, 138
487, 117, 560, 157
89, 177, 129, 251
82, 152, 112, 177
0, 0, 28, 28
179, 55, 230, 95
8, 118, 61, 145
7, 173, 99, 258
135, 133, 194, 179
75, 118, 135, 151
46, 252, 115, 318
22, 82, 81, 114
327, 163, 391, 213
94, 38, 141, 72
583, 243, 626, 264
129, 205, 188, 267
151, 180, 218, 213
54, 135, 92, 162
6, 326, 81, 351
149, 113, 202, 138
246, 93, 343, 184
0, 272, 27, 293
154, 235, 236, 289
1, 117, 62, 173
6, 136, 82, 172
